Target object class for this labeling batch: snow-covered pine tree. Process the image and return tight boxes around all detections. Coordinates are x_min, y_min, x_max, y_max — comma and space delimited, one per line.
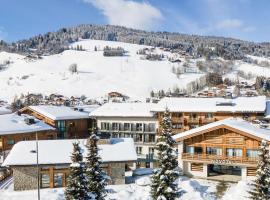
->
150, 108, 180, 200
85, 130, 108, 200
249, 140, 270, 200
65, 142, 90, 200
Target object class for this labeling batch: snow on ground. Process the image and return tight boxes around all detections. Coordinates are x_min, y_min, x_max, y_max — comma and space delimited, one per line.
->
0, 175, 240, 200
222, 180, 251, 200
236, 60, 270, 77
0, 39, 204, 103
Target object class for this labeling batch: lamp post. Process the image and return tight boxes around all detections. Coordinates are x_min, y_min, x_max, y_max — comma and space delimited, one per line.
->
30, 132, 40, 200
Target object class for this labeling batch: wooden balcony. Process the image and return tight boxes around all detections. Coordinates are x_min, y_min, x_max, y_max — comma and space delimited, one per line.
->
182, 153, 258, 166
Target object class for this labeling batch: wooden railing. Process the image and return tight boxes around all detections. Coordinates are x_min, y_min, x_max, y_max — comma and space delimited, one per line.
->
182, 153, 258, 165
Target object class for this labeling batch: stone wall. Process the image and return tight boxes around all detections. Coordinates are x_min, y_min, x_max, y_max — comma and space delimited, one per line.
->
109, 163, 126, 185
13, 166, 38, 191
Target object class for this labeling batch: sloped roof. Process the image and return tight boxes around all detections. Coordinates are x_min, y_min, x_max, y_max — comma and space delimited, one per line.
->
90, 102, 156, 118
0, 113, 55, 136
2, 138, 137, 166
152, 96, 266, 113
28, 105, 91, 120
173, 118, 270, 142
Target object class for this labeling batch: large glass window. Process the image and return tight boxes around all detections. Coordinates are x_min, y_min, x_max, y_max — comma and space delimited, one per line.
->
186, 146, 194, 154
149, 123, 156, 132
149, 134, 156, 143
247, 149, 259, 158
136, 123, 143, 131
41, 174, 50, 188
54, 173, 64, 187
226, 148, 243, 157
57, 121, 66, 139
136, 146, 142, 154
7, 139, 15, 145
206, 147, 222, 155
101, 122, 110, 130
112, 123, 118, 131
124, 123, 130, 131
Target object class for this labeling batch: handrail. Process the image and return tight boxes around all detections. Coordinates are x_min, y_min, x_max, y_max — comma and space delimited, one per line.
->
182, 153, 258, 164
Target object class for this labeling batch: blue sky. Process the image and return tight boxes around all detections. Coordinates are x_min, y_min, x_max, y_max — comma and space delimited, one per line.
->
0, 0, 269, 42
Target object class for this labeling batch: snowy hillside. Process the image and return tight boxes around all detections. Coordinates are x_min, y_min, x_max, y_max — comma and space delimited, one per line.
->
0, 39, 204, 102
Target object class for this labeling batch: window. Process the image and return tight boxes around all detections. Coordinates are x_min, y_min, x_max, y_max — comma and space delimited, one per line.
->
7, 139, 15, 145
136, 123, 143, 131
149, 123, 156, 132
172, 123, 182, 129
205, 113, 213, 118
136, 146, 142, 154
41, 174, 50, 188
149, 134, 156, 143
190, 113, 197, 119
57, 121, 66, 139
226, 148, 243, 157
137, 134, 143, 142
124, 123, 130, 131
54, 173, 64, 187
101, 122, 110, 130
206, 147, 222, 155
112, 123, 118, 131
247, 149, 259, 158
186, 146, 194, 154
149, 147, 155, 154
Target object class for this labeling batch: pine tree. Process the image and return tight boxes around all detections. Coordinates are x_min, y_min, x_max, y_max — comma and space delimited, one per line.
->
65, 142, 90, 200
249, 140, 270, 200
85, 130, 108, 200
150, 108, 180, 200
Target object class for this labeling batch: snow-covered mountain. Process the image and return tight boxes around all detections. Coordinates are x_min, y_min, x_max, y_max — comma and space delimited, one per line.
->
0, 39, 204, 103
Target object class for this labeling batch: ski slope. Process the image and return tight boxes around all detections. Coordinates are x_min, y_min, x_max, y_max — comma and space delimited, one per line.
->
0, 39, 203, 102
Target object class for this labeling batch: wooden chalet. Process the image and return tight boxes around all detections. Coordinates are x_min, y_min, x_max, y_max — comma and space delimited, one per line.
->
0, 113, 56, 161
152, 96, 266, 134
20, 105, 96, 139
173, 118, 270, 181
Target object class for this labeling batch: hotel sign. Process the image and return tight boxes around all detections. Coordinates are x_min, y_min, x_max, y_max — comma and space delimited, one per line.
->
211, 159, 233, 165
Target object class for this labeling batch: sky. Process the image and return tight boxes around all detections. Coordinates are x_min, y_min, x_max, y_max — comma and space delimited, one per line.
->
0, 0, 269, 42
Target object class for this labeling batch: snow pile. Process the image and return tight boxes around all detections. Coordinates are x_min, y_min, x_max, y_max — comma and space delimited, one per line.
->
135, 176, 151, 186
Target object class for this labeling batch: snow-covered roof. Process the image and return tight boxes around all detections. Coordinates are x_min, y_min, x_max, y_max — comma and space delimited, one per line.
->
0, 106, 12, 115
0, 113, 55, 136
28, 105, 90, 120
2, 138, 137, 166
173, 118, 270, 141
153, 96, 266, 113
265, 101, 270, 119
90, 103, 156, 118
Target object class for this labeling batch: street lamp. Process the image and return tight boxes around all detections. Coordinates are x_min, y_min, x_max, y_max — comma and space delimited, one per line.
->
30, 132, 40, 200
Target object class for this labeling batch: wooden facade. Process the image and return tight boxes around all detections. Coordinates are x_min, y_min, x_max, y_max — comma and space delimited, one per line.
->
21, 107, 93, 139
177, 125, 264, 167
157, 112, 264, 134
0, 130, 57, 153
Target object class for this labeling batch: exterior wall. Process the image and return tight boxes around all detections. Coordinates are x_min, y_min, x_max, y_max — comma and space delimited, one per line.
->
96, 116, 158, 166
107, 163, 126, 185
158, 112, 264, 134
0, 130, 57, 152
12, 161, 131, 191
21, 107, 92, 139
182, 161, 208, 178
13, 166, 38, 191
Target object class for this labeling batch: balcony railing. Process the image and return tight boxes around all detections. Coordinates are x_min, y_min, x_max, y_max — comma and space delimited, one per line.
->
182, 153, 258, 165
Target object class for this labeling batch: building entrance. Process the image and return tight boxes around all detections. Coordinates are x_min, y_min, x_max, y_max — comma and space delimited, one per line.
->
208, 164, 241, 176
